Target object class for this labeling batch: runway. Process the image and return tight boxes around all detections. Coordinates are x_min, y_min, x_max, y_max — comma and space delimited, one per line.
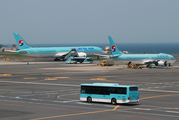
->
0, 57, 179, 120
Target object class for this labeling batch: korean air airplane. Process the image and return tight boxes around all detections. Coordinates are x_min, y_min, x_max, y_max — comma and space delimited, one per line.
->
13, 33, 105, 61
108, 36, 176, 68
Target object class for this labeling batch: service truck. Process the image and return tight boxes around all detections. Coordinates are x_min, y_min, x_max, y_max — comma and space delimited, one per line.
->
100, 60, 114, 66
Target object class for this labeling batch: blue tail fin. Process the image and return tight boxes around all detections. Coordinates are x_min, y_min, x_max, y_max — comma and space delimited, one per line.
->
13, 33, 30, 49
108, 36, 124, 55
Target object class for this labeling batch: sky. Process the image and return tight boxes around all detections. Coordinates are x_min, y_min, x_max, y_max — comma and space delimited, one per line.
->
0, 0, 179, 45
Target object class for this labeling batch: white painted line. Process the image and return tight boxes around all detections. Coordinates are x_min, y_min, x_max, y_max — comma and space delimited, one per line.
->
143, 109, 151, 110
75, 102, 91, 105
139, 89, 179, 93
62, 100, 80, 103
118, 110, 179, 118
133, 108, 151, 111
1, 98, 179, 118
134, 108, 143, 110
0, 80, 80, 87
57, 93, 79, 99
166, 111, 179, 114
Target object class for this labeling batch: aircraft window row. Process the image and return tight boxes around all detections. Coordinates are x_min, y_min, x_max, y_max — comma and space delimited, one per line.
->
127, 57, 148, 59
126, 57, 168, 59
41, 51, 56, 52
77, 49, 95, 51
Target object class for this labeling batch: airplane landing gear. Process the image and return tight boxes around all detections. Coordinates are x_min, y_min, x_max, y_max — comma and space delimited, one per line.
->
128, 61, 131, 66
146, 64, 152, 69
54, 58, 60, 61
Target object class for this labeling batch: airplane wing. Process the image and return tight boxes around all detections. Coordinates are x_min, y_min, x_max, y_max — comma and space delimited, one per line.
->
109, 54, 123, 58
54, 52, 69, 57
110, 55, 119, 58
144, 59, 168, 67
54, 49, 78, 60
143, 60, 160, 65
93, 54, 110, 58
16, 50, 28, 54
4, 50, 16, 53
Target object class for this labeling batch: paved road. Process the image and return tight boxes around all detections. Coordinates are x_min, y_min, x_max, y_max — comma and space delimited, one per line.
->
0, 58, 179, 120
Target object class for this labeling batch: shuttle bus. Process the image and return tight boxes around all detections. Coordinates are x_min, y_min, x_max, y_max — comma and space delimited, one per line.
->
80, 83, 139, 104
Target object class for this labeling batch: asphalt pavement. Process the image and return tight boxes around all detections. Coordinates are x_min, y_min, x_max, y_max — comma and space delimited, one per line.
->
0, 57, 179, 120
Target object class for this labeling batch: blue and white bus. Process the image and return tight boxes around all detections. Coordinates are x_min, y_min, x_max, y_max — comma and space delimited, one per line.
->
80, 83, 139, 104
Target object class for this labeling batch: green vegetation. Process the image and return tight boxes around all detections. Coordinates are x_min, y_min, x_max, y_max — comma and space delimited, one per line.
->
89, 56, 106, 59
0, 44, 4, 48
0, 53, 29, 57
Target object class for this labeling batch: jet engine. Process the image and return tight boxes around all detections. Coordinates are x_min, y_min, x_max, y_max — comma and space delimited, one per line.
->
154, 61, 167, 67
77, 52, 87, 57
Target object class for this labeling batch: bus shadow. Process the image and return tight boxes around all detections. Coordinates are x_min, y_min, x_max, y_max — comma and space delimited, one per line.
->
118, 103, 140, 106
82, 101, 140, 106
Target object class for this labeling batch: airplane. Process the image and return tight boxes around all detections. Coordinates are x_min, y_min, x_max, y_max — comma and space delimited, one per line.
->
108, 36, 176, 68
13, 33, 106, 61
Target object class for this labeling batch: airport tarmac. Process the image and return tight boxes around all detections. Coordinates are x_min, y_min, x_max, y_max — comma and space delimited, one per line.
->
0, 57, 179, 120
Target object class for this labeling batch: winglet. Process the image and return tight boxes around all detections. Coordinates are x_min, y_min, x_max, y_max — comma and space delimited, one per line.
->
108, 36, 124, 55
13, 33, 30, 50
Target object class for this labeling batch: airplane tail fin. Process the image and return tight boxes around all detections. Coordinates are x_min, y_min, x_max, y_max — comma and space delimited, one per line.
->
13, 33, 30, 50
108, 36, 124, 55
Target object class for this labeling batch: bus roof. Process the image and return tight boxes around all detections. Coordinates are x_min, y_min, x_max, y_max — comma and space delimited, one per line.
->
81, 83, 138, 87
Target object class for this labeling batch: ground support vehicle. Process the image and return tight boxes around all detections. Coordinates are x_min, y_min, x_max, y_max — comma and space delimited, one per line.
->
100, 60, 114, 66
128, 64, 142, 69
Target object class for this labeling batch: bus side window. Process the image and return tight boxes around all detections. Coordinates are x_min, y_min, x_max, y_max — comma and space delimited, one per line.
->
116, 88, 127, 94
113, 88, 117, 93
110, 88, 117, 93
85, 88, 90, 94
106, 88, 110, 95
94, 88, 98, 94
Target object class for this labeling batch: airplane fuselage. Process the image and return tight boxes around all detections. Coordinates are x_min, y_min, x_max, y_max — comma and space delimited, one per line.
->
110, 53, 176, 65
16, 46, 105, 57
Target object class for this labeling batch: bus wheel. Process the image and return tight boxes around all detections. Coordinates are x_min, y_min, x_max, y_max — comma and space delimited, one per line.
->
87, 97, 92, 103
111, 98, 116, 105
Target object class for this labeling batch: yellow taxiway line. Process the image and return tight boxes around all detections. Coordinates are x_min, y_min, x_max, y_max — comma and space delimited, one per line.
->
103, 72, 179, 78
30, 104, 120, 120
23, 78, 38, 79
54, 77, 69, 79
0, 76, 69, 85
140, 94, 179, 100
90, 78, 106, 80
30, 109, 112, 120
113, 105, 120, 110
0, 74, 12, 76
